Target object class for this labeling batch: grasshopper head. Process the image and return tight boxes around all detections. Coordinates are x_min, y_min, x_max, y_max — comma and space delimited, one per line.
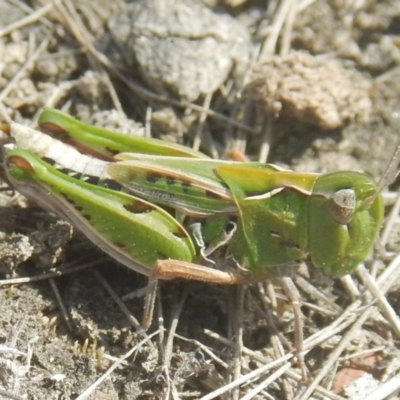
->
309, 171, 384, 276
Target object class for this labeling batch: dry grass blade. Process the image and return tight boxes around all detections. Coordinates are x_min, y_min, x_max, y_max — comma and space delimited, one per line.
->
0, 259, 103, 286
0, 38, 49, 103
296, 304, 375, 400
0, 2, 53, 38
91, 269, 144, 333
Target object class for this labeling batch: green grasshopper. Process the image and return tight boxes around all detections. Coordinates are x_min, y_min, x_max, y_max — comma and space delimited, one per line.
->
0, 108, 387, 361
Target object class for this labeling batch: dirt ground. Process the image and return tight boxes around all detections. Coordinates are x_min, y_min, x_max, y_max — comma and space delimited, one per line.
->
0, 0, 400, 399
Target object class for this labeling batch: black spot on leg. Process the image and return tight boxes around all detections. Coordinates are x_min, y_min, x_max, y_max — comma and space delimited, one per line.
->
166, 177, 175, 185
60, 194, 92, 221
71, 203, 92, 221
147, 173, 162, 184
156, 251, 169, 260
123, 201, 152, 214
181, 180, 191, 193
105, 147, 119, 156
112, 241, 125, 249
101, 179, 122, 191
82, 213, 92, 221
42, 157, 57, 166
61, 193, 75, 205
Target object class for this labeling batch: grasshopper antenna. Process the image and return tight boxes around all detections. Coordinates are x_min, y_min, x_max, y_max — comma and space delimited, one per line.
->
363, 141, 400, 209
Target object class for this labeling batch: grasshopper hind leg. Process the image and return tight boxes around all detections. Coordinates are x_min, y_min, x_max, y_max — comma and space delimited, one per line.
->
141, 260, 246, 330
148, 260, 308, 378
153, 259, 248, 284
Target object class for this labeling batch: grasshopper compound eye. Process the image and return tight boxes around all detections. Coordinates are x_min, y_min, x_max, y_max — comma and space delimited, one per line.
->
328, 188, 356, 225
